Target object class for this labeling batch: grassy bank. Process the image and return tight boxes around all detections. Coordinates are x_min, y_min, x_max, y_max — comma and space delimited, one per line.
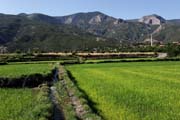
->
56, 66, 102, 120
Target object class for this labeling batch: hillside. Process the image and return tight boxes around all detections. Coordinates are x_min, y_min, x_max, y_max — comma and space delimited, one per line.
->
0, 13, 116, 52
0, 12, 180, 52
20, 12, 157, 42
154, 23, 180, 43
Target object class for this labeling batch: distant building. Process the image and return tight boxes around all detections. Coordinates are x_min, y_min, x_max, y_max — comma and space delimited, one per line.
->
172, 42, 180, 45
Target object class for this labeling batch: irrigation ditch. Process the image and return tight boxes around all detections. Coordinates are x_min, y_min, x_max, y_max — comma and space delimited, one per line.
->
50, 67, 65, 120
50, 86, 65, 120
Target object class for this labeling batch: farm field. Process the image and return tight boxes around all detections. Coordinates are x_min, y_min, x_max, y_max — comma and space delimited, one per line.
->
0, 63, 54, 78
66, 61, 180, 120
0, 88, 35, 120
0, 63, 54, 120
0, 88, 52, 120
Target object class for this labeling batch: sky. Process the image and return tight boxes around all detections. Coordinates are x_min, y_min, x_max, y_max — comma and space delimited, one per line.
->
0, 0, 179, 20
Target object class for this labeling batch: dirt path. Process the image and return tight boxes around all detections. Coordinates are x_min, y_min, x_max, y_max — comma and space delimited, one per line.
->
68, 89, 87, 119
50, 86, 65, 120
157, 53, 167, 58
58, 66, 102, 120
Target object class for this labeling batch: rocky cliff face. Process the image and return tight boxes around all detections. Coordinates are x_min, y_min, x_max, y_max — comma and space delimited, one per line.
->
138, 14, 166, 25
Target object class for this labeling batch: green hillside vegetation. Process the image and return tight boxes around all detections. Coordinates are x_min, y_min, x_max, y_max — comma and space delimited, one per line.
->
0, 14, 115, 52
155, 24, 180, 42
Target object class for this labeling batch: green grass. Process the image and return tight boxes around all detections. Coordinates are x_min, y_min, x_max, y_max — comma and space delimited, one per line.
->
66, 61, 180, 120
0, 87, 52, 120
0, 88, 34, 120
0, 63, 55, 78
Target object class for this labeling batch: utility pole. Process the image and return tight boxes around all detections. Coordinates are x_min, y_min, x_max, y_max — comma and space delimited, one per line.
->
151, 34, 153, 46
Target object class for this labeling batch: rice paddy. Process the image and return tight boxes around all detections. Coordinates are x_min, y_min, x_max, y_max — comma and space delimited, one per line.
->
0, 63, 54, 78
66, 61, 180, 120
0, 63, 54, 120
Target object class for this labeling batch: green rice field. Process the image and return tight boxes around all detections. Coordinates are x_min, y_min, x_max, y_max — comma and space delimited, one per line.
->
66, 61, 180, 120
0, 88, 52, 120
0, 63, 54, 78
0, 63, 53, 120
0, 88, 35, 120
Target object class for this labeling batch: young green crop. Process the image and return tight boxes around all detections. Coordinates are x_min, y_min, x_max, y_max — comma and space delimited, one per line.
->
0, 63, 55, 78
0, 87, 52, 120
0, 88, 35, 120
0, 63, 54, 119
66, 61, 180, 120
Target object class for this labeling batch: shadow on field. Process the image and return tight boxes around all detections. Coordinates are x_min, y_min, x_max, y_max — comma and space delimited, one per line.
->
67, 70, 104, 119
0, 73, 53, 88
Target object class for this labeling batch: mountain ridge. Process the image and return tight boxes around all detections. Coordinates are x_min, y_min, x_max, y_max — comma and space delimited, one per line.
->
14, 11, 178, 22
0, 11, 180, 52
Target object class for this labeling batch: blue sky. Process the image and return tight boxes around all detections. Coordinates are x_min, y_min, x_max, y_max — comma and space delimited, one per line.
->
0, 0, 179, 19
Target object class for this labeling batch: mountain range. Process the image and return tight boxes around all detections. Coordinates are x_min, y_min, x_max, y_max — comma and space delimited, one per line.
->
0, 11, 180, 52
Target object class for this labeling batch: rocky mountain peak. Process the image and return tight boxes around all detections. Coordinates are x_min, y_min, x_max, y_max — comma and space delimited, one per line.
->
138, 14, 166, 25
89, 14, 105, 24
